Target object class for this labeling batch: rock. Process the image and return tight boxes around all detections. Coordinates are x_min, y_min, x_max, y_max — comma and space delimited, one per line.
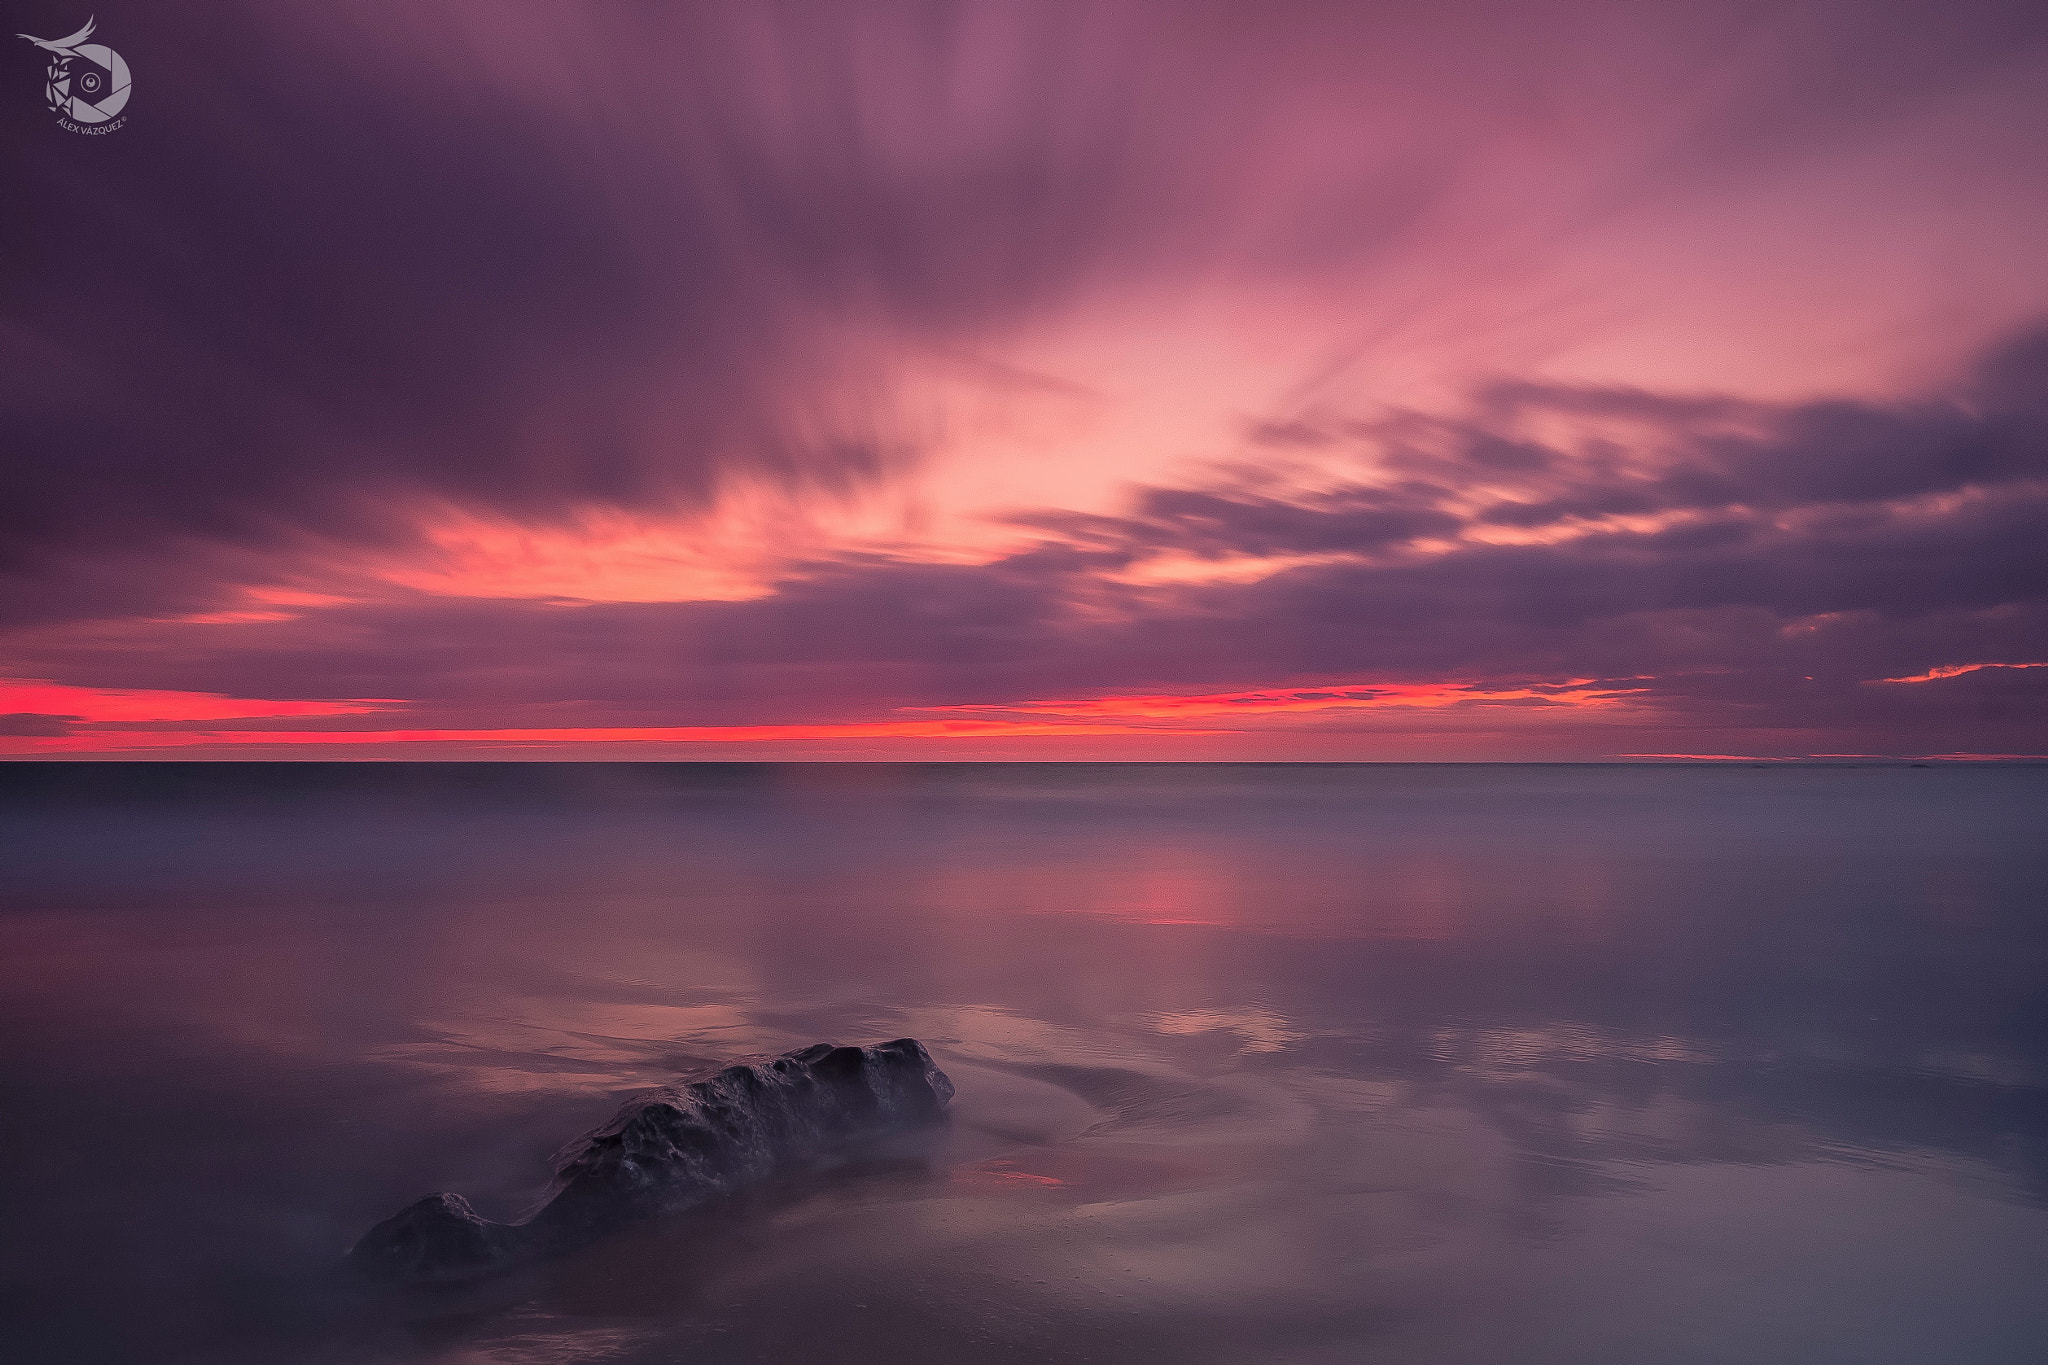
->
345, 1192, 519, 1284
347, 1039, 953, 1283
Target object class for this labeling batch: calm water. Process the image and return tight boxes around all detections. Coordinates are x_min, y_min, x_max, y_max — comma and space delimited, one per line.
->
2, 763, 2045, 1364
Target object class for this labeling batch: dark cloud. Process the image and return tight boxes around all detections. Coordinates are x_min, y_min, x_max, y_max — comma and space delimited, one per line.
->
8, 1, 2047, 593
0, 714, 76, 737
1, 1, 1172, 597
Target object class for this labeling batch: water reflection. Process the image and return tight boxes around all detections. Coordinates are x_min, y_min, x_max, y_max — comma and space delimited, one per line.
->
1, 763, 2044, 1363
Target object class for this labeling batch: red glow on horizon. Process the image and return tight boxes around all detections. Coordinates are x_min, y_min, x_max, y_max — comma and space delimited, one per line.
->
1621, 754, 1806, 762
2, 716, 1231, 756
0, 673, 1667, 758
1625, 753, 2048, 762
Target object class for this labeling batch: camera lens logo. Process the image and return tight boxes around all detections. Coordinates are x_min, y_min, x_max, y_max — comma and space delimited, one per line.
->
18, 16, 130, 132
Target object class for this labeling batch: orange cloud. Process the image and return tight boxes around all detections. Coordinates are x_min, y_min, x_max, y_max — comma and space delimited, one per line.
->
923, 679, 1648, 721
0, 678, 396, 723
1872, 662, 2048, 684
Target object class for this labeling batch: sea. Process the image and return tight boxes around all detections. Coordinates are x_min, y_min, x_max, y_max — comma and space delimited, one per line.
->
2, 762, 2044, 1364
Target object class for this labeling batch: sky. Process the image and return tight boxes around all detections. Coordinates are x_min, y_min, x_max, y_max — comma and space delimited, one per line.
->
3, 0, 2047, 760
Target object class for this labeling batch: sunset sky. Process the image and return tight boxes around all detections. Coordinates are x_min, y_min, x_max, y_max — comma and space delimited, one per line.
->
5, 0, 2047, 759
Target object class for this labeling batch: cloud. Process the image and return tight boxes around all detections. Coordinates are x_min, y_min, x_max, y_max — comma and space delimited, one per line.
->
922, 680, 1648, 720
0, 713, 76, 737
5, 1, 2048, 756
4, 317, 2043, 758
0, 679, 391, 723
1874, 662, 2048, 684
10, 2, 2048, 603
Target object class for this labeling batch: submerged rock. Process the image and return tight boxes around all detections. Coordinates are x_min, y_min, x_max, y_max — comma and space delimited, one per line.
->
348, 1038, 954, 1283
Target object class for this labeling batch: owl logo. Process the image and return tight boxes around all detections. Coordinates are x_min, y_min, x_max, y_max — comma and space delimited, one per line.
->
19, 16, 131, 128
